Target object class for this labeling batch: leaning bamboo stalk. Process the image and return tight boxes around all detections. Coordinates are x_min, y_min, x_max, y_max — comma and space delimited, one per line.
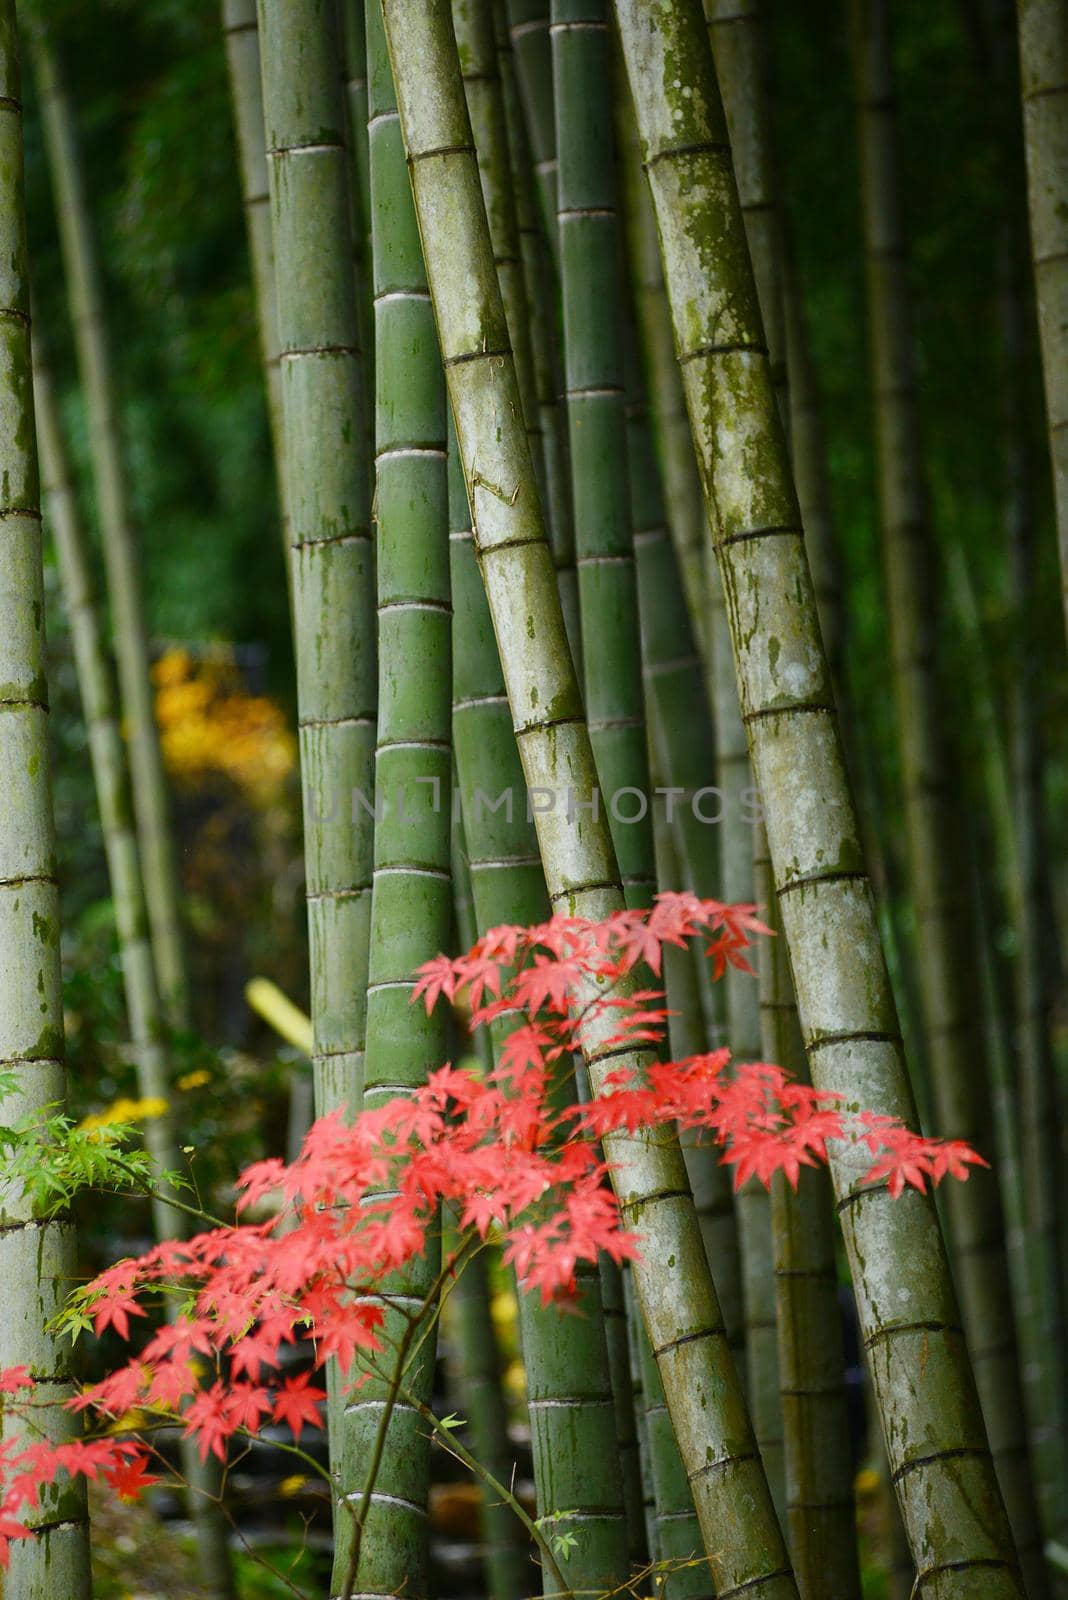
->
1016, 0, 1068, 641
448, 416, 634, 1596
382, 8, 797, 1594
850, 0, 1046, 1575
613, 1, 1025, 1589
337, 5, 453, 1593
35, 341, 236, 1600
0, 22, 92, 1592
30, 24, 189, 1027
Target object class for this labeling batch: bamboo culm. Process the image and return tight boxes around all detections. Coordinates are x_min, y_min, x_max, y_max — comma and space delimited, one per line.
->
256, 0, 377, 1566
30, 24, 190, 1028
381, 7, 798, 1594
613, 1, 1025, 1589
337, 4, 453, 1594
448, 416, 633, 1597
705, 0, 788, 1520
0, 16, 92, 1592
1016, 0, 1068, 641
221, 0, 289, 561
495, 0, 581, 666
627, 387, 743, 1350
851, 0, 1046, 1577
34, 341, 237, 1600
551, 0, 657, 1553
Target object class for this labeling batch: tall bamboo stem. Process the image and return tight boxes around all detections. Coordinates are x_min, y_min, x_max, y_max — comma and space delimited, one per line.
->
30, 24, 189, 1027
337, 5, 453, 1592
382, 8, 797, 1593
448, 415, 633, 1596
0, 18, 92, 1592
613, 0, 1025, 1587
34, 339, 236, 1600
495, 0, 581, 665
256, 0, 377, 1564
1016, 0, 1068, 640
221, 0, 288, 553
1000, 218, 1068, 1545
850, 1, 1045, 1576
628, 391, 742, 1350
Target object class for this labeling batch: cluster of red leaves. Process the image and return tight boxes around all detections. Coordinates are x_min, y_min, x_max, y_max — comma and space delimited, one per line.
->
0, 894, 985, 1567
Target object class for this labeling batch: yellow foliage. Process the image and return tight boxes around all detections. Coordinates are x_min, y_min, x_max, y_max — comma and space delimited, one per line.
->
79, 1096, 169, 1133
176, 1069, 211, 1091
152, 646, 296, 807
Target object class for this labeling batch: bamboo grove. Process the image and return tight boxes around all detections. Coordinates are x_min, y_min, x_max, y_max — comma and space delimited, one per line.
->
0, 0, 1066, 1597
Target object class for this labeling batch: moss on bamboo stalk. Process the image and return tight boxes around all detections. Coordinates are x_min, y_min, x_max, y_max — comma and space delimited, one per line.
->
613, 0, 1025, 1588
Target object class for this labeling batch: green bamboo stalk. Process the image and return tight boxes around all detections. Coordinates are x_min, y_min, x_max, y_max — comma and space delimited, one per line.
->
850, 2, 1046, 1577
34, 347, 176, 1244
339, 0, 372, 252
222, 0, 288, 556
0, 22, 91, 1593
752, 830, 860, 1600
779, 237, 843, 685
703, 0, 788, 1521
256, 0, 377, 1570
504, 0, 558, 249
627, 387, 742, 1351
443, 1226, 530, 1600
552, 0, 655, 913
34, 340, 235, 1600
29, 24, 189, 1028
382, 8, 797, 1593
335, 6, 453, 1593
1016, 0, 1068, 640
551, 8, 670, 1557
620, 1264, 658, 1563
448, 413, 634, 1596
454, 0, 540, 461
618, 112, 707, 656
339, 0, 375, 474
613, 1, 1025, 1589
1000, 220, 1068, 1548
641, 798, 715, 1600
447, 824, 531, 1600
495, 0, 581, 667
257, 0, 375, 1131
627, 1277, 712, 1600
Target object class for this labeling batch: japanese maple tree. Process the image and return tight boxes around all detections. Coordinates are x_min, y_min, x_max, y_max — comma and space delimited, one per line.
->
0, 895, 984, 1570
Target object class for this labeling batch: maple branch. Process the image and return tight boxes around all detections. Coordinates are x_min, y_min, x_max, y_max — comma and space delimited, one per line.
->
397, 1381, 574, 1600
337, 1228, 482, 1600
